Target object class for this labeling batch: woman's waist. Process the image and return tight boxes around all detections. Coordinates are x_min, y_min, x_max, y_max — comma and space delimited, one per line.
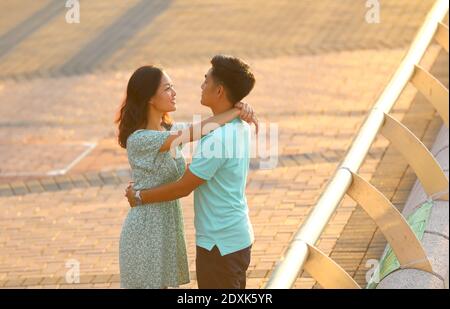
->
131, 174, 181, 189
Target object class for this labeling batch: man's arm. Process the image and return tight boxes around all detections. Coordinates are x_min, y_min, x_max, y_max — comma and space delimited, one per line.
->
126, 167, 205, 207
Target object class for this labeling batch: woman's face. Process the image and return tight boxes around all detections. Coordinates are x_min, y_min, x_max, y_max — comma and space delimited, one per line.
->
150, 71, 177, 112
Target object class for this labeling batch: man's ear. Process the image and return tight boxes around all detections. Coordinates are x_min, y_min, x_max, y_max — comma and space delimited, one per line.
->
216, 84, 225, 98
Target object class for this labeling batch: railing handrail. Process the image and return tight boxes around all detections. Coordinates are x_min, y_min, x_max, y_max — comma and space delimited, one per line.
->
265, 0, 449, 289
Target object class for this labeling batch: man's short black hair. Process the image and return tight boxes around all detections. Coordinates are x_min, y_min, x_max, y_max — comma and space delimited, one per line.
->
210, 55, 256, 103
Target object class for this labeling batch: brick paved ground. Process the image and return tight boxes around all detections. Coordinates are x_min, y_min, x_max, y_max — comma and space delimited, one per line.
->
0, 1, 447, 288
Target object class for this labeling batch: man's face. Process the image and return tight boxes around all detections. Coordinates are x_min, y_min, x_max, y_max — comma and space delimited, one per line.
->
200, 68, 219, 107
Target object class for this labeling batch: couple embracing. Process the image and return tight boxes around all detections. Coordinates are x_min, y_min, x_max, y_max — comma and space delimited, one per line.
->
116, 55, 257, 289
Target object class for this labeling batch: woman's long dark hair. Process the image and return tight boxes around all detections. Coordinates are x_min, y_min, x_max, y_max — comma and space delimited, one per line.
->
115, 65, 172, 148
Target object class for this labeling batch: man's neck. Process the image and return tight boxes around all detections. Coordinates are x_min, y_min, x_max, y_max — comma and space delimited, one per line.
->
210, 100, 234, 115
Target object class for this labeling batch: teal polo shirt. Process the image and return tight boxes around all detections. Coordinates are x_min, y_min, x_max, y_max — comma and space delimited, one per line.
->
189, 118, 254, 256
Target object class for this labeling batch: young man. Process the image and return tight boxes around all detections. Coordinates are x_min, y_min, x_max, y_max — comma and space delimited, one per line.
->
126, 55, 256, 289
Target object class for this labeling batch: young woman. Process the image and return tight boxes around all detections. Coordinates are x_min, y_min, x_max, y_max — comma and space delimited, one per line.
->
115, 65, 256, 288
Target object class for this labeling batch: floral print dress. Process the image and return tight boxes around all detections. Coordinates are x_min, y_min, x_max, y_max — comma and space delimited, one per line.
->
119, 123, 190, 288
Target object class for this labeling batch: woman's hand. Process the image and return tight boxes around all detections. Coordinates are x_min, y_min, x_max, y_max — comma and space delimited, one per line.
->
125, 182, 136, 207
235, 102, 259, 134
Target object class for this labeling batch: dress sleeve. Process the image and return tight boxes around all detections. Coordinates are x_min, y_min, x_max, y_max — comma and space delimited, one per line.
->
129, 130, 171, 156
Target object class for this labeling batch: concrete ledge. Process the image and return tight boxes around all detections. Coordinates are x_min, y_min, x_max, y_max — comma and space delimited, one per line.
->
377, 269, 444, 289
426, 201, 449, 238
445, 271, 449, 289
377, 124, 449, 289
421, 233, 449, 278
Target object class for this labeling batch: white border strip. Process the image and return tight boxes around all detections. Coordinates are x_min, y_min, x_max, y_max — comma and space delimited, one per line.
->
46, 142, 97, 176
0, 142, 97, 177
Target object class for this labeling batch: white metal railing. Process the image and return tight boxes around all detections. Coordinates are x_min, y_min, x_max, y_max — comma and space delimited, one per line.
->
266, 0, 449, 289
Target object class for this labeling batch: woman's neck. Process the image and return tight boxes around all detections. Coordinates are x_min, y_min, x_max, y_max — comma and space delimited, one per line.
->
146, 108, 164, 131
